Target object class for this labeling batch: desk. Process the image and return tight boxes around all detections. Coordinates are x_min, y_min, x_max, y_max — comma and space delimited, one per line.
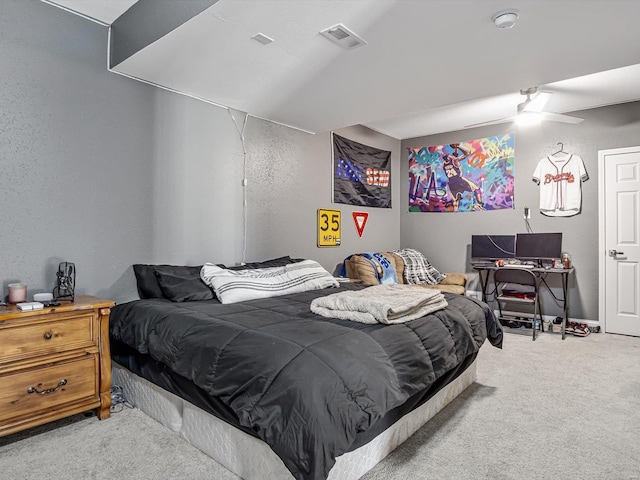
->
472, 265, 574, 340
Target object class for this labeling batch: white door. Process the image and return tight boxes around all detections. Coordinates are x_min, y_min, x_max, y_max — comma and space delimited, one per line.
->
599, 146, 640, 336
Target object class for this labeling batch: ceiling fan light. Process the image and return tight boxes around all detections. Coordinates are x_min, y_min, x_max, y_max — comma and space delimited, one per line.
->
524, 91, 551, 112
516, 111, 542, 126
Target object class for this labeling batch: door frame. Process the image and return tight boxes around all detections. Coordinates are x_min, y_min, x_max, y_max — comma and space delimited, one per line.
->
598, 145, 640, 333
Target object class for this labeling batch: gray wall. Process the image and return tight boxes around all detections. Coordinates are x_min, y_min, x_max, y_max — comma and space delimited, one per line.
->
244, 122, 400, 272
145, 97, 401, 274
4, 0, 637, 319
1, 1, 156, 303
0, 1, 401, 304
400, 101, 640, 321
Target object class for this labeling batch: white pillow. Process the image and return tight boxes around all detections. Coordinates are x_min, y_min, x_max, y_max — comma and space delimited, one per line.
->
201, 260, 339, 304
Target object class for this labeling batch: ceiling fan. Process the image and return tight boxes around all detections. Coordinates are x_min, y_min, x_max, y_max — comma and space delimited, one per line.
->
465, 87, 584, 128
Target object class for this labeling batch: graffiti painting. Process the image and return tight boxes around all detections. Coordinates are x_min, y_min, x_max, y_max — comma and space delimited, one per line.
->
408, 133, 515, 212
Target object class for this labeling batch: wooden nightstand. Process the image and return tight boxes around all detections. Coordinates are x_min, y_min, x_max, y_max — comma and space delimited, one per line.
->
0, 295, 114, 437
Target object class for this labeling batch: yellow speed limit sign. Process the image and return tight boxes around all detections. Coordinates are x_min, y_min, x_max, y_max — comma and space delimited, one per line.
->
317, 209, 341, 247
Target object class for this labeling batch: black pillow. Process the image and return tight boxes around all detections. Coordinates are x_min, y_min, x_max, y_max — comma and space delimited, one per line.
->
225, 256, 303, 271
133, 264, 203, 299
154, 271, 215, 302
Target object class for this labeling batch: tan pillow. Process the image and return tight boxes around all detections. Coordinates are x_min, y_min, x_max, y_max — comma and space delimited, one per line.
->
439, 272, 468, 287
344, 252, 404, 285
345, 255, 383, 285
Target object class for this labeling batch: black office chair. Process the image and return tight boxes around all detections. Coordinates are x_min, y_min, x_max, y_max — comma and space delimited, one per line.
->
494, 267, 542, 340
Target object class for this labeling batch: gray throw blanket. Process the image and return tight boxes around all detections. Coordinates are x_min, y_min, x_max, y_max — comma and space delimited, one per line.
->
310, 284, 448, 324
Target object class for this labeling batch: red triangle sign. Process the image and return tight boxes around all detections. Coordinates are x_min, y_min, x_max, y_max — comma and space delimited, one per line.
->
352, 211, 369, 238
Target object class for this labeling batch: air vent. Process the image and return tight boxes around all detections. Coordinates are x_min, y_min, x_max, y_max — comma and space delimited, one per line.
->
320, 24, 367, 50
251, 33, 274, 45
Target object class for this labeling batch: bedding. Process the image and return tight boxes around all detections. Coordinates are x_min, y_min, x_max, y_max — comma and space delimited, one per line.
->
133, 257, 302, 300
343, 251, 467, 294
226, 255, 303, 271
310, 284, 448, 324
201, 260, 339, 304
155, 270, 215, 302
110, 283, 501, 480
133, 264, 204, 299
392, 248, 446, 284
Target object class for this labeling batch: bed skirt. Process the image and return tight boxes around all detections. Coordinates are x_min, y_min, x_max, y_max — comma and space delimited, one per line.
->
112, 360, 477, 480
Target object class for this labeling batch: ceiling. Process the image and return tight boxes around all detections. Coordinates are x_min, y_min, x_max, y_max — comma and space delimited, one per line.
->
47, 0, 640, 139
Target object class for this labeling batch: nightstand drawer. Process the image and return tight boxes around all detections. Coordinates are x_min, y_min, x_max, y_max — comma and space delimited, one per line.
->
0, 314, 96, 364
0, 355, 98, 421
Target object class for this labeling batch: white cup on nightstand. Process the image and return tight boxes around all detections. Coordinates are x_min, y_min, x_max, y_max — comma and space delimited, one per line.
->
8, 283, 27, 303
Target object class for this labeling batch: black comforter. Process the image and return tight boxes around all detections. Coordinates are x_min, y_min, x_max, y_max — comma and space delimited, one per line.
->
110, 286, 501, 480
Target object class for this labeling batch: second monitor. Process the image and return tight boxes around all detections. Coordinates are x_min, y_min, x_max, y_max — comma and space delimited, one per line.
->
515, 232, 563, 261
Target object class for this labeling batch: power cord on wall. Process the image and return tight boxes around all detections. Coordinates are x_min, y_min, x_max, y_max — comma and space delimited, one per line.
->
227, 109, 249, 266
524, 206, 533, 233
540, 277, 565, 305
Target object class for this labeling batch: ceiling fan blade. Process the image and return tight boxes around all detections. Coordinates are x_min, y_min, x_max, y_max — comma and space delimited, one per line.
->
464, 116, 516, 128
523, 91, 552, 112
539, 111, 584, 124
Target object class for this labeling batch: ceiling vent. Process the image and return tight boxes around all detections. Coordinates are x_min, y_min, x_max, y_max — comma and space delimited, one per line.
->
251, 33, 274, 45
320, 24, 367, 50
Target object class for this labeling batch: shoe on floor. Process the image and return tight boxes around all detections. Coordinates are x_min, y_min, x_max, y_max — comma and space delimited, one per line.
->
571, 323, 591, 337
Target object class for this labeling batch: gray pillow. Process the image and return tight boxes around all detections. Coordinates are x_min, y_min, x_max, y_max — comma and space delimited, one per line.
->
154, 270, 215, 302
133, 264, 203, 299
225, 256, 303, 271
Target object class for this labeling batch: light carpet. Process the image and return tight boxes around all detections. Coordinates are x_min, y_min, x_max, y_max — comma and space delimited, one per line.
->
1, 331, 639, 480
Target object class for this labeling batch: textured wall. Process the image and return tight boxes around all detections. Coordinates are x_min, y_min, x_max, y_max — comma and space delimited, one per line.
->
8, 0, 635, 318
143, 101, 403, 273
244, 122, 400, 273
0, 1, 156, 304
0, 1, 401, 304
145, 96, 245, 267
400, 101, 640, 320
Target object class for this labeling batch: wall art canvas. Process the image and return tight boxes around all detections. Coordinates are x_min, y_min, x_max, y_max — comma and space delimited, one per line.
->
408, 133, 515, 212
333, 133, 391, 208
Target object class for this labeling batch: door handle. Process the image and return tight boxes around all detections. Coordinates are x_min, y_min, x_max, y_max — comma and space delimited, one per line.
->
608, 249, 624, 258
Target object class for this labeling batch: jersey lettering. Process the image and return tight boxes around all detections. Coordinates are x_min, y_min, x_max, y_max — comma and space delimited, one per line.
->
543, 172, 575, 184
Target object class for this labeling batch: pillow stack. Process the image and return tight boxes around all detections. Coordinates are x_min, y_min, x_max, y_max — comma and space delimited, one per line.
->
133, 256, 308, 302
201, 260, 339, 304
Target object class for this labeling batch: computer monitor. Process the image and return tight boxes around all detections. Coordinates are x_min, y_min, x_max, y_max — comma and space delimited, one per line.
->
515, 233, 563, 261
471, 235, 516, 260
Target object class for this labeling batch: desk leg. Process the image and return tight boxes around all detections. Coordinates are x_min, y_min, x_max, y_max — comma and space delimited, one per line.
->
536, 278, 544, 332
477, 269, 491, 303
561, 272, 569, 340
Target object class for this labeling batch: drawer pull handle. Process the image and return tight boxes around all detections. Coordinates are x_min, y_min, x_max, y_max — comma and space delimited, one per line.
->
44, 332, 53, 340
27, 379, 67, 395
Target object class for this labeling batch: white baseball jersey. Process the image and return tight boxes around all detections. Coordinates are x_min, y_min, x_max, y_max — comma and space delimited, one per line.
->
532, 153, 588, 217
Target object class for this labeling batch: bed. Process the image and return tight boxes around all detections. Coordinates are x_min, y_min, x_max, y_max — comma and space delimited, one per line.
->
109, 259, 502, 480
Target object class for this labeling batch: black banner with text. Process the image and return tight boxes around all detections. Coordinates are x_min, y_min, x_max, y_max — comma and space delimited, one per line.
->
333, 133, 391, 208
